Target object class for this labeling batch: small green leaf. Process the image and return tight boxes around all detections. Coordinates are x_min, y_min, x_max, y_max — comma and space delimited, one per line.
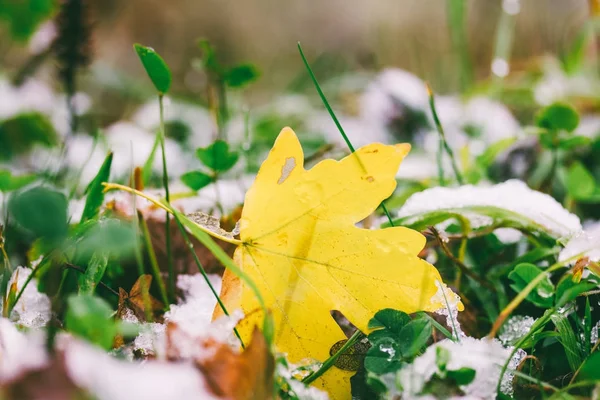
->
535, 103, 579, 132
225, 64, 260, 88
181, 171, 213, 191
65, 294, 118, 350
0, 170, 37, 192
197, 38, 221, 74
557, 135, 590, 150
555, 276, 597, 307
0, 113, 59, 160
508, 263, 554, 308
81, 152, 113, 223
578, 351, 600, 381
398, 319, 432, 358
9, 186, 68, 240
564, 162, 596, 201
196, 140, 239, 172
447, 367, 476, 385
0, 0, 56, 41
363, 337, 402, 374
436, 346, 450, 372
76, 219, 137, 258
368, 308, 411, 333
134, 44, 172, 94
78, 252, 109, 294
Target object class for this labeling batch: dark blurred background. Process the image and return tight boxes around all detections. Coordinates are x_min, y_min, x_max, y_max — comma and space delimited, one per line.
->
0, 0, 588, 95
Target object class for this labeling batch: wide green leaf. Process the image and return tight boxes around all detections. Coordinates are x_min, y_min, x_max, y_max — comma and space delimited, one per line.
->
367, 308, 410, 334
65, 294, 118, 350
80, 152, 113, 223
508, 263, 554, 308
9, 186, 68, 240
535, 102, 579, 132
196, 140, 239, 172
0, 170, 37, 192
134, 44, 172, 94
181, 170, 213, 191
0, 113, 59, 160
77, 252, 109, 294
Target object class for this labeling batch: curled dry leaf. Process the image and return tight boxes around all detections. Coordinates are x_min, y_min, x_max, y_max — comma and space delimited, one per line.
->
212, 127, 461, 399
117, 274, 164, 323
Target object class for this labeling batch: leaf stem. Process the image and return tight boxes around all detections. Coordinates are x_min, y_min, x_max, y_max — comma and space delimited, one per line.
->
297, 42, 396, 227
171, 217, 244, 348
426, 83, 464, 185
103, 183, 242, 246
138, 211, 170, 308
303, 329, 363, 385
157, 94, 175, 302
65, 263, 119, 297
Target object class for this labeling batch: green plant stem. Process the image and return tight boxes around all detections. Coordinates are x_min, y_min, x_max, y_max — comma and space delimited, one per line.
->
569, 337, 600, 384
297, 42, 395, 226
158, 94, 175, 302
430, 226, 495, 292
488, 252, 584, 339
138, 212, 169, 308
491, 2, 517, 83
496, 308, 555, 394
133, 200, 153, 322
303, 329, 363, 385
9, 254, 47, 315
436, 128, 446, 186
172, 216, 244, 348
426, 83, 464, 185
447, 0, 473, 91
217, 79, 228, 140
64, 263, 119, 297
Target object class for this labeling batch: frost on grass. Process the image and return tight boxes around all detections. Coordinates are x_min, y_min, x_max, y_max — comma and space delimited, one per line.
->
499, 315, 537, 346
276, 363, 329, 400
4, 266, 51, 329
559, 221, 600, 265
430, 281, 465, 340
398, 337, 521, 400
398, 179, 582, 239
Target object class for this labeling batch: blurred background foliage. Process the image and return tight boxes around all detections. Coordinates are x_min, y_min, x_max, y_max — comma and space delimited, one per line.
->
0, 0, 591, 124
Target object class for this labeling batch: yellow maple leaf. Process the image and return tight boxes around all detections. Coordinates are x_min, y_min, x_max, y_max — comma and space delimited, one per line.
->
214, 127, 461, 399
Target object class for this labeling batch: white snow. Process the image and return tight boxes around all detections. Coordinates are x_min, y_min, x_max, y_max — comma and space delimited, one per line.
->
132, 98, 216, 149
5, 267, 51, 329
398, 337, 517, 400
499, 315, 537, 346
64, 339, 218, 400
398, 180, 582, 238
559, 222, 600, 264
0, 318, 48, 383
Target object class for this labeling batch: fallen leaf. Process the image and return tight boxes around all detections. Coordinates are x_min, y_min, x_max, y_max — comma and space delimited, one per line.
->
213, 127, 461, 398
196, 328, 274, 400
165, 323, 274, 400
117, 275, 163, 323
0, 354, 82, 400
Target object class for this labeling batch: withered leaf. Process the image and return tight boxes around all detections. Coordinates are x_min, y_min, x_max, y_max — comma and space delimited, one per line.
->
117, 274, 163, 323
0, 354, 83, 400
196, 328, 274, 400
